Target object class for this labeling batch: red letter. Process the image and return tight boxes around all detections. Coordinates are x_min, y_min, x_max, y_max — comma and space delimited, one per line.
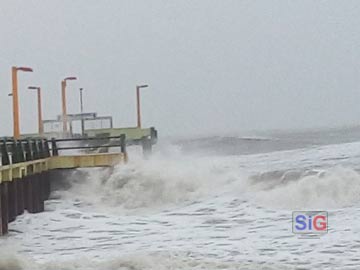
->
313, 215, 327, 231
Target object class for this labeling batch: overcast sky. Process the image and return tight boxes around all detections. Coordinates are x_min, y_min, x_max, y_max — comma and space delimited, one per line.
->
0, 0, 360, 137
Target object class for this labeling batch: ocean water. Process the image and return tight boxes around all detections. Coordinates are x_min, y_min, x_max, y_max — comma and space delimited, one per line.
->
1, 128, 360, 269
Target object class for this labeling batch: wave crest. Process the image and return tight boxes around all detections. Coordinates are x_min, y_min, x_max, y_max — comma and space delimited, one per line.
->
250, 167, 360, 209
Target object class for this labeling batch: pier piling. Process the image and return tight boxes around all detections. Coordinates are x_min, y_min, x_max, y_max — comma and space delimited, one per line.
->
16, 179, 24, 216
0, 183, 9, 235
7, 181, 18, 222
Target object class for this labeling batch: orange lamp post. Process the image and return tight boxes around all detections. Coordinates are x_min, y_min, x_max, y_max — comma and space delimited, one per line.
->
12, 66, 33, 139
61, 77, 77, 132
28, 86, 43, 135
136, 84, 149, 128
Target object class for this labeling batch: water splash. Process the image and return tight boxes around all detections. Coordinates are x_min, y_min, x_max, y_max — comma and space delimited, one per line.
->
53, 151, 243, 214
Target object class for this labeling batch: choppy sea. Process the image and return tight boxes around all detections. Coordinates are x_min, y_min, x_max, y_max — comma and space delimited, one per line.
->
1, 127, 360, 269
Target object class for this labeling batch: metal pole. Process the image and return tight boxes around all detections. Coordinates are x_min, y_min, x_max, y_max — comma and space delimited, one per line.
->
136, 86, 141, 128
61, 80, 67, 133
80, 88, 84, 113
80, 88, 85, 136
12, 67, 20, 139
37, 88, 44, 135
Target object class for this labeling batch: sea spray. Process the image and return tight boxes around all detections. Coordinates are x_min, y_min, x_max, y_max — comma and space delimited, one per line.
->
51, 143, 360, 213
52, 152, 244, 214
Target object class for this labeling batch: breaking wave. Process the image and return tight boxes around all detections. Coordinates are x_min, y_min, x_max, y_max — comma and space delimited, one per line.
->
248, 167, 360, 209
52, 143, 360, 214
53, 150, 243, 214
3, 139, 360, 269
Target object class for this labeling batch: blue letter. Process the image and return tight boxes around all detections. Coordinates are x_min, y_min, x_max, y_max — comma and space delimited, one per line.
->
295, 215, 307, 230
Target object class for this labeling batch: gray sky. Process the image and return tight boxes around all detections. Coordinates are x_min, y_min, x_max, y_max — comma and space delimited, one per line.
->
1, 0, 360, 137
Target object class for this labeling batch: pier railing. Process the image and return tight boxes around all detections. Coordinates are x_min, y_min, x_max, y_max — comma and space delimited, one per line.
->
50, 134, 126, 155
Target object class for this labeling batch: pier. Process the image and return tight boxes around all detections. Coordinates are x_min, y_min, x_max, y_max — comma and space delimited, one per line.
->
0, 66, 158, 236
0, 136, 126, 235
0, 129, 157, 236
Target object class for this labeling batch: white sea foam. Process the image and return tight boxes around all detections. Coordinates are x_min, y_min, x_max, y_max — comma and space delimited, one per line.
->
0, 248, 278, 270
54, 141, 360, 213
53, 150, 245, 214
249, 167, 360, 209
0, 244, 28, 270
3, 140, 360, 269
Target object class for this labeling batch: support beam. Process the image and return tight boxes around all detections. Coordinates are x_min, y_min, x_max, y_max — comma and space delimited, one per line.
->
48, 153, 125, 169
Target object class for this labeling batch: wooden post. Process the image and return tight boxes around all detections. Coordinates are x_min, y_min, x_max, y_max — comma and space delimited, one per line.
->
25, 175, 35, 213
37, 174, 45, 212
16, 179, 25, 216
16, 141, 24, 215
0, 183, 9, 235
7, 181, 17, 222
26, 174, 44, 214
41, 172, 51, 201
0, 139, 10, 235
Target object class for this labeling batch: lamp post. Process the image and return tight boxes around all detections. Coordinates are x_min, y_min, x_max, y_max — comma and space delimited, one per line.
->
79, 88, 84, 136
61, 76, 77, 133
28, 86, 43, 135
136, 84, 149, 128
12, 66, 33, 139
